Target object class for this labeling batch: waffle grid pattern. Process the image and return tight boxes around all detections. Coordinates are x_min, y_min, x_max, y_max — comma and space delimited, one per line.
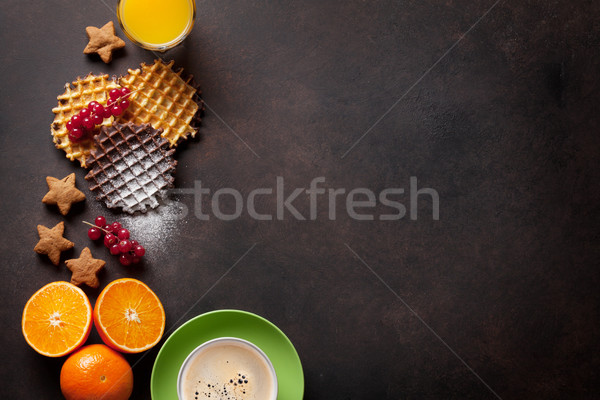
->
118, 59, 200, 146
85, 123, 177, 214
51, 74, 120, 167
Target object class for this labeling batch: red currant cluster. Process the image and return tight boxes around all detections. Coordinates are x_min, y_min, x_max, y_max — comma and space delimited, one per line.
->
85, 216, 146, 266
66, 87, 132, 143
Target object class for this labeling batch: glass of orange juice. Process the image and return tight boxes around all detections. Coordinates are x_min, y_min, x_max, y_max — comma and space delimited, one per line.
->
117, 0, 196, 51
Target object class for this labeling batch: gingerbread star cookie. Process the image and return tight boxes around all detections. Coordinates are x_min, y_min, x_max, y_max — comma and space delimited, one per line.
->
65, 247, 105, 288
42, 173, 86, 215
83, 21, 125, 63
34, 222, 74, 266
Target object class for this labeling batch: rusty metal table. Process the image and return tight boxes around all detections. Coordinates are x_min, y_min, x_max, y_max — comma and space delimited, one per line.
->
1, 0, 599, 398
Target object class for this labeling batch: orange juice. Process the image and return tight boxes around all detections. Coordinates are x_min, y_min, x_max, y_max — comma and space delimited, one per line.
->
117, 0, 195, 51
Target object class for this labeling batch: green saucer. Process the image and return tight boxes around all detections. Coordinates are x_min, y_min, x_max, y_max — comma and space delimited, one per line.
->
151, 309, 304, 399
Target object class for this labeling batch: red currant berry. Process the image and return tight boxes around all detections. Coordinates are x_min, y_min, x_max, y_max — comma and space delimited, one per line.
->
82, 117, 94, 130
87, 227, 102, 240
110, 244, 121, 255
92, 113, 103, 125
119, 253, 133, 266
102, 105, 113, 119
95, 216, 107, 227
117, 228, 130, 240
133, 245, 146, 257
119, 99, 130, 110
104, 233, 118, 247
118, 239, 132, 253
103, 224, 113, 234
111, 221, 122, 232
88, 101, 101, 110
70, 114, 83, 128
70, 127, 84, 139
130, 240, 139, 247
92, 103, 105, 115
111, 104, 123, 116
66, 120, 74, 132
68, 132, 81, 142
109, 88, 121, 101
79, 108, 91, 118
120, 87, 131, 98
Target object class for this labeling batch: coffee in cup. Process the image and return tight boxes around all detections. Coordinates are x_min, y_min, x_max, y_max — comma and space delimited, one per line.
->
177, 337, 277, 400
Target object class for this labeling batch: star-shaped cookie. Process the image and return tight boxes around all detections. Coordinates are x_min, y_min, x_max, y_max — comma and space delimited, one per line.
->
83, 21, 125, 63
65, 247, 105, 288
34, 222, 74, 266
42, 173, 86, 215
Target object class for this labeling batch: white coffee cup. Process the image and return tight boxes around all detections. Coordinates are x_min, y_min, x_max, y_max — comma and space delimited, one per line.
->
177, 337, 278, 400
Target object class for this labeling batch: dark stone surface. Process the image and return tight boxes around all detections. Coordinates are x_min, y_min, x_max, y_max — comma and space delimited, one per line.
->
1, 0, 599, 398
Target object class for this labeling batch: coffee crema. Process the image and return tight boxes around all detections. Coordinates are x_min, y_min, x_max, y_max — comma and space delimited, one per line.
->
179, 338, 277, 400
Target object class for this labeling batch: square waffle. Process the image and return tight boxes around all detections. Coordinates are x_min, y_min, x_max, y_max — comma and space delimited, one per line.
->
85, 123, 177, 214
117, 59, 202, 146
51, 73, 121, 168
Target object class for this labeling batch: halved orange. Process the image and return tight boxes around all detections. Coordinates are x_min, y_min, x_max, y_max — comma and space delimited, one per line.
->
94, 278, 166, 353
22, 281, 93, 357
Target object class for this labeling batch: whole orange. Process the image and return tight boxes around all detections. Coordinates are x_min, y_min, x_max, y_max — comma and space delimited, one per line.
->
60, 344, 133, 400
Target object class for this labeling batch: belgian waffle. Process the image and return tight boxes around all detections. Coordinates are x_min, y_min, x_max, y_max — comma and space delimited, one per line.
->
117, 59, 202, 146
51, 74, 121, 167
84, 123, 177, 214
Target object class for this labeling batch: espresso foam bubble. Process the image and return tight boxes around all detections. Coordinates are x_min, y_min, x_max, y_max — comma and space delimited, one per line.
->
181, 340, 275, 400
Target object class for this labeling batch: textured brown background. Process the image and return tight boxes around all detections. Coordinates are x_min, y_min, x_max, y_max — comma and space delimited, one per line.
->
1, 0, 600, 399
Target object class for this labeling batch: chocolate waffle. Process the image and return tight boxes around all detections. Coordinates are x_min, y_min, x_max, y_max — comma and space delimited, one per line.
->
85, 123, 177, 214
51, 74, 121, 167
117, 59, 202, 146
